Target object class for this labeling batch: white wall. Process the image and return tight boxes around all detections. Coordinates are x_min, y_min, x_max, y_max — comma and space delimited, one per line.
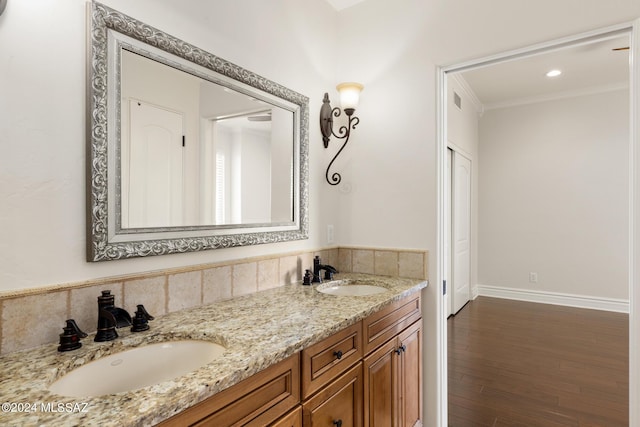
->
478, 90, 629, 300
0, 0, 338, 291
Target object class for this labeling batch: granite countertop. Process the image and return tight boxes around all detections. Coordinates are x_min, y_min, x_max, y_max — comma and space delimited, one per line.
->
0, 273, 427, 426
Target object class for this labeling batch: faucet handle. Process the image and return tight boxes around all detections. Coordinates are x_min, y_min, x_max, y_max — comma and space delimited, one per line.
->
66, 319, 88, 338
58, 319, 87, 352
131, 304, 154, 332
135, 304, 154, 320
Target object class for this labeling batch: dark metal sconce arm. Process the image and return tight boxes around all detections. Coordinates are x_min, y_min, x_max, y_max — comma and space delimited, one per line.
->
320, 93, 360, 186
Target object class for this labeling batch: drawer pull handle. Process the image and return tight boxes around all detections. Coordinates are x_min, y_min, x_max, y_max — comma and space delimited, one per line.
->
333, 350, 343, 360
395, 345, 406, 355
333, 420, 343, 427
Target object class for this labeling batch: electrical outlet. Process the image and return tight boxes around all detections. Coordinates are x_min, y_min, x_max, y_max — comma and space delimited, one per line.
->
327, 224, 334, 244
529, 272, 538, 283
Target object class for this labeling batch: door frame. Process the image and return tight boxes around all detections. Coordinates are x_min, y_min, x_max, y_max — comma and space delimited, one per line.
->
436, 20, 640, 426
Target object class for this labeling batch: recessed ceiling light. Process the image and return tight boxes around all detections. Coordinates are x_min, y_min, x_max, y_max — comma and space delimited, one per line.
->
546, 69, 562, 78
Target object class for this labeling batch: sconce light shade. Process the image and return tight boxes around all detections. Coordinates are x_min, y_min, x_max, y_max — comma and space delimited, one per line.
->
320, 82, 364, 186
336, 82, 363, 112
0, 0, 7, 16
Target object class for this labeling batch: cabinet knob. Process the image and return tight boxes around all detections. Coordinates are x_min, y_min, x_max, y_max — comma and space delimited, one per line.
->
333, 350, 343, 360
333, 420, 343, 427
395, 345, 406, 355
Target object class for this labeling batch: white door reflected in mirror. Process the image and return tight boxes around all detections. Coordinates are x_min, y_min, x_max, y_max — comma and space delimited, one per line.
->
120, 49, 295, 229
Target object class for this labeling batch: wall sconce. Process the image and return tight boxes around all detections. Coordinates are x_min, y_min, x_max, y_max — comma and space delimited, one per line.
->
0, 0, 7, 16
320, 82, 363, 185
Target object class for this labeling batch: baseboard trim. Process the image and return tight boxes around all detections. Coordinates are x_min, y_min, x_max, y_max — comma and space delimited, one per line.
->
474, 285, 629, 313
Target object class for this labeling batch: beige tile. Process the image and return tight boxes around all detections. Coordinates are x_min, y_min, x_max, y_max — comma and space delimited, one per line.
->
316, 249, 337, 271
352, 249, 374, 274
337, 248, 352, 273
1, 291, 68, 354
324, 248, 340, 271
124, 276, 166, 318
258, 259, 280, 290
232, 262, 257, 297
279, 255, 299, 285
399, 252, 427, 279
203, 266, 232, 304
300, 253, 314, 278
168, 271, 202, 313
71, 282, 124, 334
374, 251, 399, 277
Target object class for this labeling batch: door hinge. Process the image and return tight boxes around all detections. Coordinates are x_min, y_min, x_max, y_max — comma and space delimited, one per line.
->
182, 135, 185, 147
443, 280, 447, 295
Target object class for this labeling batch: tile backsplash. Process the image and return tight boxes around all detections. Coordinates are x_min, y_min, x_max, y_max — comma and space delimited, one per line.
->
0, 246, 427, 355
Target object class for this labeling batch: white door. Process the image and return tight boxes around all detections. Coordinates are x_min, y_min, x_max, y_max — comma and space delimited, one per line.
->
444, 148, 452, 316
451, 151, 471, 314
124, 100, 184, 228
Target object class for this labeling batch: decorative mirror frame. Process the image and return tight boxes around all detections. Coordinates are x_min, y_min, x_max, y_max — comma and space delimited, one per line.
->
86, 2, 309, 261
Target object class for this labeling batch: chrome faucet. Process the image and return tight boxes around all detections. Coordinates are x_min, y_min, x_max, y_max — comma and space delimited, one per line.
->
94, 290, 132, 342
313, 255, 338, 283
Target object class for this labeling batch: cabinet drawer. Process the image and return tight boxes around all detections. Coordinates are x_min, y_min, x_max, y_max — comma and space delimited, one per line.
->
159, 353, 300, 427
272, 406, 302, 427
302, 322, 362, 399
363, 293, 421, 354
302, 362, 363, 427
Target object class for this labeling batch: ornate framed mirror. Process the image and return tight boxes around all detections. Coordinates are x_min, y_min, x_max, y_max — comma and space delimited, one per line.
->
87, 2, 309, 261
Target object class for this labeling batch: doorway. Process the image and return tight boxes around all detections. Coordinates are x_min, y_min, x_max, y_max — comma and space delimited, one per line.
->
436, 22, 639, 426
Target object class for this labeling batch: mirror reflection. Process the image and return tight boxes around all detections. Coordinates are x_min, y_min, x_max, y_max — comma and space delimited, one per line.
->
120, 50, 294, 229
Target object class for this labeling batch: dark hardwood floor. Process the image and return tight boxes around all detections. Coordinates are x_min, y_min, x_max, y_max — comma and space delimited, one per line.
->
448, 297, 629, 427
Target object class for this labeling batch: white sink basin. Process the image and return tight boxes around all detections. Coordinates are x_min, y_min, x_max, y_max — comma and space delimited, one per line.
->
317, 281, 388, 296
49, 340, 225, 397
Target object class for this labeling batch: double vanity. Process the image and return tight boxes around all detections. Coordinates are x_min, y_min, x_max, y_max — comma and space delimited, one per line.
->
0, 274, 426, 426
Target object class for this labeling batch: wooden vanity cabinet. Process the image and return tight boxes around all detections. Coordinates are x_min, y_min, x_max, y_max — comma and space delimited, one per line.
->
158, 353, 300, 427
362, 293, 423, 427
157, 292, 422, 427
300, 292, 422, 427
364, 320, 422, 427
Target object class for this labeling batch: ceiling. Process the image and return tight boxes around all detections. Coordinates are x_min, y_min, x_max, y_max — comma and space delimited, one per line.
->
321, 2, 629, 109
459, 34, 630, 110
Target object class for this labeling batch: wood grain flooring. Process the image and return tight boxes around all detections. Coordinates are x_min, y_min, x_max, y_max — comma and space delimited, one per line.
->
448, 297, 629, 427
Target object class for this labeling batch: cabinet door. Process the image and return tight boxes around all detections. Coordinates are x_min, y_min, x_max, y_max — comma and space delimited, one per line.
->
303, 362, 363, 427
363, 339, 398, 427
364, 320, 423, 427
398, 321, 422, 427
